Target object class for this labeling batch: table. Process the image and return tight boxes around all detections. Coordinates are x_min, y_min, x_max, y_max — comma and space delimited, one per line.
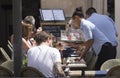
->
62, 57, 87, 77
69, 70, 82, 77
84, 70, 107, 77
58, 41, 87, 77
68, 70, 107, 77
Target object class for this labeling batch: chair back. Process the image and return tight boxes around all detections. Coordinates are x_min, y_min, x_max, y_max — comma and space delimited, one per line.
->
84, 51, 98, 70
107, 65, 120, 78
8, 40, 13, 49
0, 47, 11, 61
84, 51, 93, 64
0, 66, 14, 77
20, 66, 45, 77
100, 59, 120, 71
1, 60, 14, 72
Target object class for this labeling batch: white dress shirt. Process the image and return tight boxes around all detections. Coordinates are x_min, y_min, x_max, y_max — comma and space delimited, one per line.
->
80, 19, 110, 55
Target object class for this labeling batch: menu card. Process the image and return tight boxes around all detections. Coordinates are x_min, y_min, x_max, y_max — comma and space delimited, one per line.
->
53, 9, 65, 21
40, 9, 65, 21
40, 9, 54, 21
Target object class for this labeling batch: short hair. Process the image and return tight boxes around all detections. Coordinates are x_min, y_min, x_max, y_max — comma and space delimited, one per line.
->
86, 7, 97, 16
72, 6, 84, 18
34, 31, 53, 45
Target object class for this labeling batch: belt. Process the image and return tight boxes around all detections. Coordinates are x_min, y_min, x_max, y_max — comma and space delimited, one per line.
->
103, 42, 112, 46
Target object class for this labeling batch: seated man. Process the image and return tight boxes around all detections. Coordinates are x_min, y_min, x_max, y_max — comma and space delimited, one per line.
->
27, 31, 66, 78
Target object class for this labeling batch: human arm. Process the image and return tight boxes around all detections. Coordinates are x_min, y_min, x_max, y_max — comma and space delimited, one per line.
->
53, 48, 67, 77
54, 62, 66, 77
22, 38, 32, 52
63, 39, 93, 61
77, 39, 93, 60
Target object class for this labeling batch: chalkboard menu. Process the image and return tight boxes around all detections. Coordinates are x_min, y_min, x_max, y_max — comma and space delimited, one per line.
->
41, 23, 66, 37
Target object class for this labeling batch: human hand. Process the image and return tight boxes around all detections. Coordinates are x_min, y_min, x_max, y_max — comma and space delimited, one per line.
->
76, 46, 86, 55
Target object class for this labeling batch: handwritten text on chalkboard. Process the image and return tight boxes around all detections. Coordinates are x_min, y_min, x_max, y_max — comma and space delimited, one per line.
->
42, 25, 65, 37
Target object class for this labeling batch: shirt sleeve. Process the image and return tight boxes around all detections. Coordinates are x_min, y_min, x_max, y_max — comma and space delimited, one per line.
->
82, 23, 94, 41
52, 48, 61, 63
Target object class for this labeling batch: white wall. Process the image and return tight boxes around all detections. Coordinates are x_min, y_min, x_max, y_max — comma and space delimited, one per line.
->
92, 0, 103, 14
115, 0, 120, 58
92, 0, 108, 14
41, 0, 90, 17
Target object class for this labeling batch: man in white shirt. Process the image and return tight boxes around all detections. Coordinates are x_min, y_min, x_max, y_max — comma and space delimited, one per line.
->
27, 31, 66, 78
86, 7, 118, 60
70, 9, 115, 70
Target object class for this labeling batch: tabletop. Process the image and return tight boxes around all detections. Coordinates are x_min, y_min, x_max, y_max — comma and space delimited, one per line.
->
62, 57, 87, 77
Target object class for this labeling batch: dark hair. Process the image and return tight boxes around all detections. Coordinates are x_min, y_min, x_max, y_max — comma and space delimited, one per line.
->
86, 7, 97, 16
72, 11, 84, 18
72, 6, 84, 18
75, 6, 83, 12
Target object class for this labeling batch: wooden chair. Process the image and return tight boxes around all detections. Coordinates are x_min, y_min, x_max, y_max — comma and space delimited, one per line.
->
0, 66, 14, 77
20, 66, 45, 77
84, 51, 98, 70
107, 65, 120, 78
84, 51, 93, 64
0, 47, 11, 61
1, 60, 14, 73
100, 59, 120, 71
7, 40, 13, 54
8, 40, 13, 49
69, 70, 82, 78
